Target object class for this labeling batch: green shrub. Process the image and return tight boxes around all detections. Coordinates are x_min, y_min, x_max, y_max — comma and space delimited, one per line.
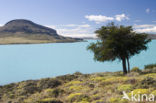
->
126, 72, 139, 77
137, 77, 156, 89
17, 81, 39, 95
117, 84, 133, 92
131, 67, 141, 73
56, 74, 79, 82
144, 63, 156, 69
69, 85, 83, 91
110, 98, 129, 103
91, 76, 105, 82
103, 77, 129, 84
44, 88, 64, 97
92, 99, 104, 103
37, 98, 63, 103
109, 97, 119, 103
144, 73, 156, 78
24, 92, 42, 103
67, 93, 90, 102
142, 66, 156, 74
74, 71, 83, 75
37, 78, 62, 89
151, 90, 156, 96
130, 89, 149, 95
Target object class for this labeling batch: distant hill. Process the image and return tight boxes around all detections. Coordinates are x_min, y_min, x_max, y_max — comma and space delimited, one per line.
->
0, 19, 81, 44
148, 34, 156, 39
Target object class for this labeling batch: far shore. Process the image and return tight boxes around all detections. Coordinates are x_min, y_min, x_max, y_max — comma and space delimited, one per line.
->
0, 34, 155, 45
0, 37, 84, 45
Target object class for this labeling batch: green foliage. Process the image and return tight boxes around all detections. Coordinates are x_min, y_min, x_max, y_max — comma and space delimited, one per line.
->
144, 63, 156, 69
142, 64, 156, 74
131, 89, 150, 95
65, 80, 82, 86
67, 93, 90, 102
151, 90, 156, 96
131, 67, 141, 73
87, 22, 151, 74
69, 85, 84, 91
56, 74, 79, 82
17, 80, 39, 95
117, 84, 133, 92
103, 76, 129, 84
44, 88, 64, 97
110, 97, 120, 103
37, 78, 62, 89
109, 97, 128, 103
91, 76, 105, 82
37, 98, 63, 103
137, 77, 156, 89
92, 99, 104, 103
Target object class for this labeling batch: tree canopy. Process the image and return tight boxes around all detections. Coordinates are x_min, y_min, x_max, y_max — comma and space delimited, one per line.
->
87, 23, 151, 74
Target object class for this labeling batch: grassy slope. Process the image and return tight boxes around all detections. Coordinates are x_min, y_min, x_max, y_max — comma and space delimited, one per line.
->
0, 67, 156, 103
0, 34, 79, 45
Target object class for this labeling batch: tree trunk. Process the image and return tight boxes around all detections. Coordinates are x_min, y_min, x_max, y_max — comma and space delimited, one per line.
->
127, 57, 130, 73
122, 57, 127, 74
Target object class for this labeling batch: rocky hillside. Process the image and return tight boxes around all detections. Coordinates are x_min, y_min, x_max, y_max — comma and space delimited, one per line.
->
0, 64, 155, 103
0, 19, 81, 44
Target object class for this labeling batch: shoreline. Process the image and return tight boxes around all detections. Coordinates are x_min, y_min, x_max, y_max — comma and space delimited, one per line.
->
0, 39, 84, 45
0, 68, 155, 103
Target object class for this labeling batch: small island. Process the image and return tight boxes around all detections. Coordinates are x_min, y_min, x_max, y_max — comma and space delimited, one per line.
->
0, 19, 82, 45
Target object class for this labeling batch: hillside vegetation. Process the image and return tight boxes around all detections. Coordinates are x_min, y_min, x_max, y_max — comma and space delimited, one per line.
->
0, 64, 156, 103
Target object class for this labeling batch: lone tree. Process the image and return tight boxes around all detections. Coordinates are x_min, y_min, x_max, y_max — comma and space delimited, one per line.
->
87, 23, 151, 74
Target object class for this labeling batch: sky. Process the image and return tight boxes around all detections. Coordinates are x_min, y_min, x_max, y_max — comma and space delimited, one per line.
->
0, 0, 156, 38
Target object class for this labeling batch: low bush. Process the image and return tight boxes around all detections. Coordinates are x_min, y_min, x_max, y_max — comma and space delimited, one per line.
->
109, 97, 128, 103
117, 84, 133, 92
144, 63, 156, 69
131, 67, 141, 73
67, 93, 90, 102
137, 77, 156, 89
44, 88, 64, 97
142, 67, 156, 74
131, 89, 150, 95
151, 90, 156, 96
56, 74, 79, 82
69, 85, 83, 91
37, 98, 63, 103
91, 76, 105, 82
37, 78, 62, 89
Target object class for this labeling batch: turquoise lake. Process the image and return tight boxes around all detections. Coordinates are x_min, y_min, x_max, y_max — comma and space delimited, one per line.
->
0, 40, 155, 85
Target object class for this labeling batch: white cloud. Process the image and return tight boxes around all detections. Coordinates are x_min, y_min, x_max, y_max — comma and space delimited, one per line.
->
133, 24, 154, 28
85, 15, 114, 24
85, 14, 129, 23
46, 24, 96, 38
61, 33, 96, 38
146, 8, 150, 13
115, 14, 129, 21
134, 24, 156, 33
152, 21, 156, 23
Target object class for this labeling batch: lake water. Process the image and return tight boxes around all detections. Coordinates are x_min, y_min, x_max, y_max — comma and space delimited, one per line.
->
0, 40, 155, 85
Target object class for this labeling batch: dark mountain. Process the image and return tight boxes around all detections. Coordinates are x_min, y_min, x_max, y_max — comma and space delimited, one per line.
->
0, 19, 81, 44
0, 19, 58, 35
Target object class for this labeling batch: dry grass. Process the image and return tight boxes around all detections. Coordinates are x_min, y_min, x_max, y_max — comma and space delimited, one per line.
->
0, 37, 55, 44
